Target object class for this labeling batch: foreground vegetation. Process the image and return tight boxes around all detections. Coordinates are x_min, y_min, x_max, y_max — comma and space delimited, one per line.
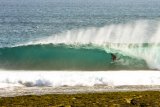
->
0, 91, 160, 107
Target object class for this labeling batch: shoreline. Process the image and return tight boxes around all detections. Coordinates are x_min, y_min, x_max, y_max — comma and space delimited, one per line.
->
1, 85, 160, 97
1, 90, 160, 106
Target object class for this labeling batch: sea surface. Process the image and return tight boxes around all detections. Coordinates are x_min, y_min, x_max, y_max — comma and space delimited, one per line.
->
0, 0, 160, 90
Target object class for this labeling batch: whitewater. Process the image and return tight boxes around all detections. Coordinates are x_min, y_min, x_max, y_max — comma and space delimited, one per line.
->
1, 70, 160, 97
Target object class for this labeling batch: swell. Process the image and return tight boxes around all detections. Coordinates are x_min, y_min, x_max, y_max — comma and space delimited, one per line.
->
0, 44, 148, 70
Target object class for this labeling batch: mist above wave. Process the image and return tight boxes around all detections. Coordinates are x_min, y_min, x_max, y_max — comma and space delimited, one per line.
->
28, 20, 160, 45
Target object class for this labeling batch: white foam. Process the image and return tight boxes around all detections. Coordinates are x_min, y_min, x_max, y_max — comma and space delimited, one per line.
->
0, 70, 160, 89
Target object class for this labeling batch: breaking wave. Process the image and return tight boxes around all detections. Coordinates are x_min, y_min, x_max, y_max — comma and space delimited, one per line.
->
0, 20, 160, 70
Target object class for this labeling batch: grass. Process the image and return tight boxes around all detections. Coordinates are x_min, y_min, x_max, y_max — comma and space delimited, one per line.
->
0, 91, 160, 107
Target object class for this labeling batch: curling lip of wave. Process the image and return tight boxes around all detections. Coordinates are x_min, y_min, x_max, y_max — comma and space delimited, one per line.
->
26, 20, 160, 70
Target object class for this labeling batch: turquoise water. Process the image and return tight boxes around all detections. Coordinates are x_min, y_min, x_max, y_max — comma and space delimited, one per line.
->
0, 44, 148, 70
0, 0, 160, 70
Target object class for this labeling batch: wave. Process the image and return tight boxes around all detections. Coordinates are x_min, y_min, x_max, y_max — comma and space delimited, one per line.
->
26, 20, 160, 70
0, 20, 160, 70
0, 71, 160, 88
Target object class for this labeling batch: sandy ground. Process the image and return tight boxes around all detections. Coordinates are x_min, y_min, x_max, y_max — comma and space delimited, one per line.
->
1, 85, 160, 97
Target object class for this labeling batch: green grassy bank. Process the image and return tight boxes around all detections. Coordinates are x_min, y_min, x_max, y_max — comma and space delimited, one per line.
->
0, 91, 160, 107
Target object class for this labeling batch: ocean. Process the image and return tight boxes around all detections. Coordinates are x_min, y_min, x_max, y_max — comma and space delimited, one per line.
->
0, 0, 160, 93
